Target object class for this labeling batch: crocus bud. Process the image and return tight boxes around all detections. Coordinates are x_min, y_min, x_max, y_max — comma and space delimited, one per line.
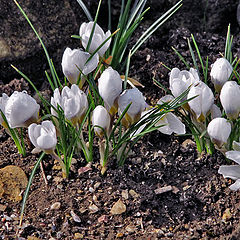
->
0, 93, 9, 126
98, 67, 122, 115
51, 84, 88, 125
5, 91, 40, 128
28, 120, 57, 154
118, 88, 148, 128
61, 47, 99, 85
169, 67, 200, 99
79, 22, 111, 57
92, 105, 111, 138
210, 57, 233, 92
187, 81, 214, 122
220, 81, 240, 120
207, 117, 231, 147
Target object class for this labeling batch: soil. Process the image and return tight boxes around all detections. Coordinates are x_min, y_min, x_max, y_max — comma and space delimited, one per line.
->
1, 0, 240, 240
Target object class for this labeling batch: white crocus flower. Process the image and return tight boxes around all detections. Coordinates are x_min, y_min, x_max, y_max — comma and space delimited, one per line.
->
220, 81, 240, 120
207, 117, 231, 148
28, 120, 67, 178
92, 105, 111, 138
118, 88, 148, 128
169, 67, 200, 99
61, 47, 99, 86
98, 67, 122, 116
51, 84, 88, 125
218, 145, 240, 191
79, 21, 111, 57
210, 57, 233, 92
28, 120, 57, 153
187, 81, 214, 122
0, 93, 9, 127
5, 91, 40, 128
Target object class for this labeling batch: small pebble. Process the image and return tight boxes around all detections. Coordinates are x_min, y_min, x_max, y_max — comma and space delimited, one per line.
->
222, 208, 232, 222
74, 233, 83, 239
89, 187, 94, 193
110, 199, 126, 215
98, 215, 108, 223
116, 233, 124, 238
88, 204, 99, 213
125, 225, 136, 233
129, 189, 139, 198
94, 182, 101, 189
70, 210, 81, 223
50, 202, 61, 210
121, 190, 129, 200
0, 204, 7, 211
47, 175, 52, 180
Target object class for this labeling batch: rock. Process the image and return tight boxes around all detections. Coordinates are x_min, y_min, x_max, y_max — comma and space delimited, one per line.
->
116, 233, 124, 238
94, 182, 101, 189
0, 204, 7, 211
125, 225, 136, 233
78, 166, 92, 175
222, 208, 232, 222
110, 199, 126, 215
70, 210, 81, 223
98, 215, 108, 223
129, 189, 139, 199
154, 186, 173, 194
74, 233, 84, 239
50, 202, 61, 210
27, 237, 41, 240
53, 176, 62, 183
88, 204, 99, 213
121, 190, 129, 200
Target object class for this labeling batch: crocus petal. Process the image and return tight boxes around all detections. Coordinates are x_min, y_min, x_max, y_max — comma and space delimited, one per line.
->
36, 134, 57, 150
98, 67, 122, 113
229, 179, 240, 191
210, 104, 222, 119
0, 93, 9, 124
218, 165, 240, 180
118, 88, 148, 126
187, 81, 214, 121
157, 95, 174, 104
226, 151, 240, 165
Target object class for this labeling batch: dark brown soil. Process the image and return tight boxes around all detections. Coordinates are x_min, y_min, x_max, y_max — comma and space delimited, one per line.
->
1, 1, 240, 240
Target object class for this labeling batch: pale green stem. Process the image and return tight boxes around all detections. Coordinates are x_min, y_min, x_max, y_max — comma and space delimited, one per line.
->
50, 152, 67, 179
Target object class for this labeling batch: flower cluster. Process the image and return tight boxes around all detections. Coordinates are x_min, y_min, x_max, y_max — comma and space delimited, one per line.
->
167, 52, 240, 190
1, 20, 187, 178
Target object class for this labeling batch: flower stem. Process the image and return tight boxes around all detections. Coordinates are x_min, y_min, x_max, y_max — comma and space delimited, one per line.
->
51, 152, 67, 179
